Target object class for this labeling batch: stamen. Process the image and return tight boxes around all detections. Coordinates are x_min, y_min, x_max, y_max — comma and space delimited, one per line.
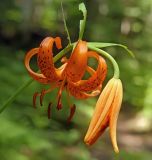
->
56, 78, 66, 110
57, 98, 62, 110
47, 102, 52, 119
33, 92, 39, 108
67, 104, 76, 123
40, 89, 46, 106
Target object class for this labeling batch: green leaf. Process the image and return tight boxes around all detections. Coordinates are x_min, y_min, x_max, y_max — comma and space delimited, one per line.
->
79, 3, 87, 40
88, 42, 135, 58
61, 2, 71, 44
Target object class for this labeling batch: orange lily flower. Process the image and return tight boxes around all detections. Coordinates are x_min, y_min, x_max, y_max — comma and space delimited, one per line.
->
84, 78, 123, 153
24, 37, 107, 121
25, 37, 66, 84
67, 51, 107, 99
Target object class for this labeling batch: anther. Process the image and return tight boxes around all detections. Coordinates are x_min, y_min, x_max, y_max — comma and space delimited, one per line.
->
40, 89, 46, 106
33, 92, 39, 108
57, 99, 62, 110
47, 102, 52, 119
67, 104, 76, 123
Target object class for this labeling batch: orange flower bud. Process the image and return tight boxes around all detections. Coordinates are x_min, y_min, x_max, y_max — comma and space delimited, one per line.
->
84, 78, 123, 153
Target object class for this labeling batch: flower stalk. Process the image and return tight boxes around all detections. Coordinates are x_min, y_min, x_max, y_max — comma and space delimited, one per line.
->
88, 45, 120, 79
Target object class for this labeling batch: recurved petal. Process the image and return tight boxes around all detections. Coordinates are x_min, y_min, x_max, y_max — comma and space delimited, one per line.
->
24, 48, 49, 84
66, 40, 88, 82
38, 37, 65, 82
109, 79, 123, 153
84, 78, 116, 141
71, 51, 107, 92
67, 82, 101, 99
54, 37, 62, 49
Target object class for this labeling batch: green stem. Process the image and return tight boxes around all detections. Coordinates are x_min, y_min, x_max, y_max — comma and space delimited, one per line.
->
53, 44, 73, 62
88, 45, 120, 78
0, 44, 73, 114
0, 79, 33, 113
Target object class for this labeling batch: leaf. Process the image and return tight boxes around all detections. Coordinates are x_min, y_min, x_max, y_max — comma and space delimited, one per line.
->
79, 3, 87, 40
88, 42, 135, 58
61, 2, 71, 44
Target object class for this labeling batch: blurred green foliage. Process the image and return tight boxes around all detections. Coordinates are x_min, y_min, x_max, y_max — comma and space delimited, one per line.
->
0, 0, 152, 160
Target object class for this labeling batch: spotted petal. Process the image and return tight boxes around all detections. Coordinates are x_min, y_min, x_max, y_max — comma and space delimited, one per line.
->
38, 37, 66, 82
66, 40, 88, 82
69, 51, 107, 92
67, 82, 100, 99
24, 48, 49, 84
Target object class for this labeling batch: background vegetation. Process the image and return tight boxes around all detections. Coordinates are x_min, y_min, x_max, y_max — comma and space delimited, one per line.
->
0, 0, 152, 159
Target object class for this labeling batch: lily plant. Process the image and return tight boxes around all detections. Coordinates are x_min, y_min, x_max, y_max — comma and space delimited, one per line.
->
1, 2, 134, 153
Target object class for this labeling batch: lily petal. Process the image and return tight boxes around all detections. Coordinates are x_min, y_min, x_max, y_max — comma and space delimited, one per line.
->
38, 37, 66, 82
84, 78, 114, 140
85, 113, 109, 145
66, 40, 88, 82
109, 79, 123, 153
71, 51, 107, 92
67, 82, 101, 99
84, 78, 118, 143
24, 48, 49, 84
